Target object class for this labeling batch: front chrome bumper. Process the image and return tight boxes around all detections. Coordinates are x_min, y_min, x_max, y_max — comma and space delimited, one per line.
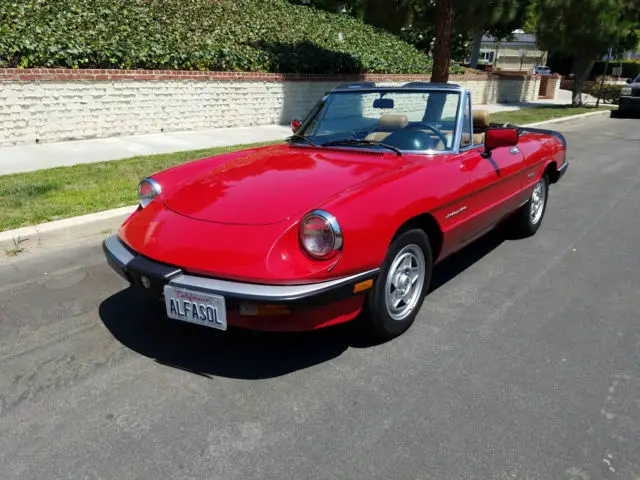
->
103, 235, 379, 309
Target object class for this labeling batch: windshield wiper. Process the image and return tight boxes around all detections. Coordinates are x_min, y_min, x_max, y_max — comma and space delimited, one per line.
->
321, 139, 403, 156
286, 133, 317, 147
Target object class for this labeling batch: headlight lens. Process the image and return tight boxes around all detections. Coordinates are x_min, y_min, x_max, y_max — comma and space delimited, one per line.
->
299, 210, 343, 259
621, 86, 632, 96
138, 178, 162, 208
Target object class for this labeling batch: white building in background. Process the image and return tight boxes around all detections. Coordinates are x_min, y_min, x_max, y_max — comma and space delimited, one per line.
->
472, 30, 548, 72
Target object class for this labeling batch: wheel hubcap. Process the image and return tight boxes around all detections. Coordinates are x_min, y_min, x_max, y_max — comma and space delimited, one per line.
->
384, 244, 426, 321
530, 180, 546, 225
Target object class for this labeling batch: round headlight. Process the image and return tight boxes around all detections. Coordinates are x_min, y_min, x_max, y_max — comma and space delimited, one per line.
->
299, 210, 343, 259
138, 178, 162, 208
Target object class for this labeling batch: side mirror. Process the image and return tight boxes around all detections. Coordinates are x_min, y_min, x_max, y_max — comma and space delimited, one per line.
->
485, 127, 519, 152
291, 119, 301, 133
626, 78, 632, 84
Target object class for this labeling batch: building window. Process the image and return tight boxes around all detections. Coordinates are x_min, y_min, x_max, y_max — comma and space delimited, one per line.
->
480, 51, 495, 63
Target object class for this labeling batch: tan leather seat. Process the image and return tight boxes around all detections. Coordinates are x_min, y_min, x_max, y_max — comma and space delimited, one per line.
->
473, 109, 490, 144
365, 114, 408, 142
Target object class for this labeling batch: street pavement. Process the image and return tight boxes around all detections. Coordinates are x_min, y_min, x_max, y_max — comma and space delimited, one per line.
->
1, 116, 639, 479
0, 90, 585, 175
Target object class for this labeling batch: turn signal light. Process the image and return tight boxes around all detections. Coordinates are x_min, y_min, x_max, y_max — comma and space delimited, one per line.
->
353, 279, 373, 294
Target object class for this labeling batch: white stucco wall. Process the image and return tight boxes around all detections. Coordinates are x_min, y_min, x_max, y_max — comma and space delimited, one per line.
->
0, 74, 543, 146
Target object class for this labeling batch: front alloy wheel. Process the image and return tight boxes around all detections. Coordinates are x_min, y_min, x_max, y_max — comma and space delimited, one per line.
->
529, 179, 547, 226
384, 244, 426, 321
363, 229, 432, 340
511, 173, 549, 238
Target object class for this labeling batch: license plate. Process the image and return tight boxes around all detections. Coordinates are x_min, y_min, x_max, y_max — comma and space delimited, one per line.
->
163, 285, 227, 331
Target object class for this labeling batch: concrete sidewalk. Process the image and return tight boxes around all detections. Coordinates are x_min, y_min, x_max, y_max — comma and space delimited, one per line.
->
0, 125, 293, 175
0, 91, 587, 176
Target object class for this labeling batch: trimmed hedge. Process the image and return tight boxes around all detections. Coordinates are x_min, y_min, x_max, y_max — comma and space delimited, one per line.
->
586, 83, 625, 104
0, 0, 456, 75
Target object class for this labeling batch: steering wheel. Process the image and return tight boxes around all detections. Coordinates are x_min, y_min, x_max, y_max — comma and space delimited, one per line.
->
405, 124, 449, 148
382, 128, 444, 151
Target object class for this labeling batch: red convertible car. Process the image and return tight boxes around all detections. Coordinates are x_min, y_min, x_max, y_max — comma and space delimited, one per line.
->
104, 82, 568, 340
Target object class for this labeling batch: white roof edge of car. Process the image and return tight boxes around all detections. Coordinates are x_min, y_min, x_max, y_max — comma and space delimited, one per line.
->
330, 82, 467, 94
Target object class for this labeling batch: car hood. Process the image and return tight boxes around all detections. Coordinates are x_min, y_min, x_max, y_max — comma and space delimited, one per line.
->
162, 146, 402, 225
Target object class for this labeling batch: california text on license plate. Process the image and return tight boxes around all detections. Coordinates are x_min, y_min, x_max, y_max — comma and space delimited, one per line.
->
163, 285, 227, 331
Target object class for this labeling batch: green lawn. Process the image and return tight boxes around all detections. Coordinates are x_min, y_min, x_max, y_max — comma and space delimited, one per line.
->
490, 105, 614, 125
0, 105, 614, 232
0, 141, 279, 232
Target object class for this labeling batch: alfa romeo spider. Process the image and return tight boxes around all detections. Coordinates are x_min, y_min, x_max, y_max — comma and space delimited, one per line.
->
103, 82, 568, 339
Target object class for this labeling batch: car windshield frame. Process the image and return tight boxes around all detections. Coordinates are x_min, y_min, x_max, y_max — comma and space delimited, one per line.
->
288, 84, 469, 155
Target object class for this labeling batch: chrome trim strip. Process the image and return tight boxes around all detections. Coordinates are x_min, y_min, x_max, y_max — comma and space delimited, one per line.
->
445, 206, 467, 219
557, 160, 569, 172
104, 235, 135, 267
168, 269, 380, 302
104, 235, 380, 302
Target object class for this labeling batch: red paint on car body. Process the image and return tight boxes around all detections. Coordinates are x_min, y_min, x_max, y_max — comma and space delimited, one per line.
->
115, 91, 567, 332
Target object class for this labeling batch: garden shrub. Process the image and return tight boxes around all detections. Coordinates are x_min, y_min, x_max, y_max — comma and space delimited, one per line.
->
0, 0, 461, 74
587, 83, 624, 104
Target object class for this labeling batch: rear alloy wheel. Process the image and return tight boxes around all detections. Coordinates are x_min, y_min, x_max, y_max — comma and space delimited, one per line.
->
510, 173, 549, 238
364, 229, 432, 340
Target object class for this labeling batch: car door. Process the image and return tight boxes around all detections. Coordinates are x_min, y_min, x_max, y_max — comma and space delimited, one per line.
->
458, 138, 525, 245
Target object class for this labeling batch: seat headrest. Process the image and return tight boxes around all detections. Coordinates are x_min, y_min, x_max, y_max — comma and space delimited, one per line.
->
473, 109, 490, 128
378, 114, 408, 130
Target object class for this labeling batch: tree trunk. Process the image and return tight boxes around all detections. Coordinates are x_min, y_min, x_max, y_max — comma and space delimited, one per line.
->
431, 0, 454, 83
571, 55, 595, 107
469, 31, 483, 69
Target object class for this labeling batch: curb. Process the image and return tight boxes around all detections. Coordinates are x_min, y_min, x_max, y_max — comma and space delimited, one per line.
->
1, 206, 136, 257
0, 109, 614, 258
522, 109, 613, 128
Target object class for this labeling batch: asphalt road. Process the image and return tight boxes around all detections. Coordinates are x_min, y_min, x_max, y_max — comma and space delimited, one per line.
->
1, 116, 639, 480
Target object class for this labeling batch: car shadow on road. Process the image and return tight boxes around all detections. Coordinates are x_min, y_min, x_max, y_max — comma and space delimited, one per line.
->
429, 225, 507, 294
99, 225, 509, 380
99, 288, 379, 380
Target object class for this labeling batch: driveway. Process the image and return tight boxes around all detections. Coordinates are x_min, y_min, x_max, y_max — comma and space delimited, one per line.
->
1, 116, 639, 479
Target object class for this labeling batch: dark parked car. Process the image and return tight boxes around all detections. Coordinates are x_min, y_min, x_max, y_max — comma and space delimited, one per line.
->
618, 75, 640, 117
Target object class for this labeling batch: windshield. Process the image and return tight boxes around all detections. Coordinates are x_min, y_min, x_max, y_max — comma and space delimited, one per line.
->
291, 89, 462, 153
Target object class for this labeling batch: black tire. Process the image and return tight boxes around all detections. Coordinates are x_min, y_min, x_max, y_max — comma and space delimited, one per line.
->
362, 229, 432, 340
510, 173, 549, 238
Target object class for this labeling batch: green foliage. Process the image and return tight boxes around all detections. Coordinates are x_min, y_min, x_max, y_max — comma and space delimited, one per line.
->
536, 0, 640, 60
586, 83, 625, 104
456, 0, 530, 39
523, 1, 538, 33
593, 60, 640, 80
0, 0, 435, 74
536, 0, 640, 105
